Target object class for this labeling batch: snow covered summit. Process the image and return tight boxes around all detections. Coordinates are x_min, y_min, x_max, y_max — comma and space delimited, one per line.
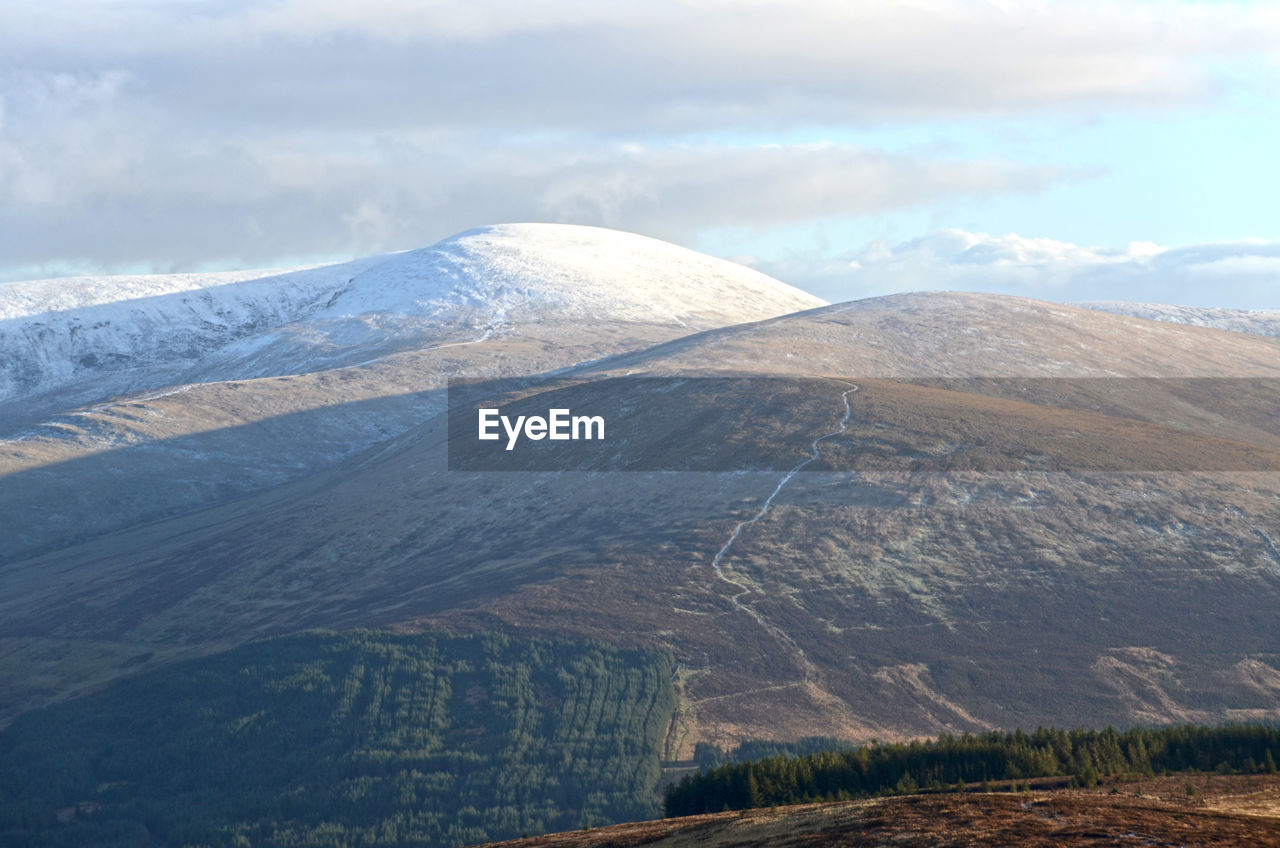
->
331, 223, 826, 328
0, 224, 826, 406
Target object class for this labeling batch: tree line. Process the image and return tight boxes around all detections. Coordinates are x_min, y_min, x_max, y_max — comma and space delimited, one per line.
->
665, 723, 1280, 816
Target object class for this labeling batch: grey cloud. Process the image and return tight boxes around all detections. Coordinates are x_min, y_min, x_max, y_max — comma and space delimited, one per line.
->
4, 1, 1279, 278
0, 108, 1059, 278
5, 2, 1278, 135
530, 146, 1061, 236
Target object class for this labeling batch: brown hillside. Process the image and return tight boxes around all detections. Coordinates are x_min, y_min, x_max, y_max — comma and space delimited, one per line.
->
480, 776, 1280, 848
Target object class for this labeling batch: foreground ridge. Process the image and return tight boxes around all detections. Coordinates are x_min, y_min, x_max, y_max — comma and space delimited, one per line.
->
482, 774, 1280, 848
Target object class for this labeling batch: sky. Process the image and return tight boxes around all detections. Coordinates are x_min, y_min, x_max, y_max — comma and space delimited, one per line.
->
2, 0, 1278, 308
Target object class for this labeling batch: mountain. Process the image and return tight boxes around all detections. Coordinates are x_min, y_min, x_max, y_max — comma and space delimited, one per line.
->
7, 228, 1280, 845
4, 249, 1280, 761
1079, 301, 1280, 338
2, 224, 824, 411
0, 224, 823, 565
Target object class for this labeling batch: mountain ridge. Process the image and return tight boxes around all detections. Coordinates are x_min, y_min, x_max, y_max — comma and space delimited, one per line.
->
0, 223, 824, 414
1079, 300, 1280, 338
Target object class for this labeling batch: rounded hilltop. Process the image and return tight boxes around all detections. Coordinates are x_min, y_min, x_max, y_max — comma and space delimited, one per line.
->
0, 223, 825, 405
337, 222, 827, 328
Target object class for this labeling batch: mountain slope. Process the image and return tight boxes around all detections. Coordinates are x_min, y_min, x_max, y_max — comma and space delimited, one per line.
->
0, 225, 824, 563
0, 630, 675, 848
5, 286, 1280, 748
618, 291, 1280, 378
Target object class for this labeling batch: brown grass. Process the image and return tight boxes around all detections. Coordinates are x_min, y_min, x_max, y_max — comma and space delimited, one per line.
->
479, 775, 1280, 848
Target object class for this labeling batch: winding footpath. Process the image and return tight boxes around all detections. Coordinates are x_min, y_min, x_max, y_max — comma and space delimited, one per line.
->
709, 379, 859, 683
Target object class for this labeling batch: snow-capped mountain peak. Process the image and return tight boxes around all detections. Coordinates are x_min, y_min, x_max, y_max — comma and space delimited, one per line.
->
0, 223, 825, 408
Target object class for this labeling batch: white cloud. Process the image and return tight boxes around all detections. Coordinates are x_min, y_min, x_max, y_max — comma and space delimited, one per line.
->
747, 231, 1280, 310
0, 120, 1058, 278
2, 1, 1279, 279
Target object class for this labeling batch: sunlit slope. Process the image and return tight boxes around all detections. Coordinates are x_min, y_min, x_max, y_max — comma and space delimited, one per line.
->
613, 291, 1280, 378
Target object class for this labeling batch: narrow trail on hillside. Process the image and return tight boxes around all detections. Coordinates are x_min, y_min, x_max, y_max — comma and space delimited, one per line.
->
709, 379, 859, 685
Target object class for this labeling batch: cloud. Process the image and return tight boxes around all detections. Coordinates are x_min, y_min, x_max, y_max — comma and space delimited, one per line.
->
531, 145, 1061, 234
0, 107, 1059, 278
746, 231, 1280, 309
2, 1, 1279, 278
5, 1, 1280, 134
